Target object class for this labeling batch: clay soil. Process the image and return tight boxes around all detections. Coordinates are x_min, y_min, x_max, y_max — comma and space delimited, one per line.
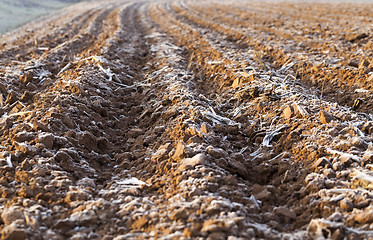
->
0, 0, 372, 239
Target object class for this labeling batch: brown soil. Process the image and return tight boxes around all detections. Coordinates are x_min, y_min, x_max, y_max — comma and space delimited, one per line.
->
0, 0, 372, 239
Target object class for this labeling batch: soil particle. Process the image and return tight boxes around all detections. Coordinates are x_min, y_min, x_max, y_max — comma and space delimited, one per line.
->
77, 131, 97, 151
19, 73, 33, 85
1, 222, 28, 240
0, 82, 7, 95
274, 206, 297, 220
319, 110, 334, 124
178, 153, 206, 170
4, 90, 18, 106
169, 207, 188, 220
70, 209, 98, 226
173, 141, 189, 160
36, 133, 54, 149
32, 120, 50, 132
353, 211, 373, 224
1, 207, 24, 226
132, 215, 148, 230
282, 105, 293, 119
52, 218, 76, 232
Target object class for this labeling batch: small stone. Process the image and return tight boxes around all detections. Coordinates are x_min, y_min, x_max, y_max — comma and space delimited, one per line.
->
227, 125, 239, 135
340, 198, 353, 211
77, 131, 97, 151
206, 199, 233, 215
228, 159, 249, 179
201, 219, 227, 233
231, 78, 241, 88
187, 135, 202, 144
14, 142, 37, 154
1, 207, 24, 225
206, 146, 228, 159
162, 107, 178, 121
52, 219, 76, 231
127, 128, 144, 138
71, 232, 87, 240
339, 154, 353, 164
224, 175, 238, 185
169, 208, 188, 221
61, 115, 75, 128
97, 137, 109, 151
200, 123, 209, 134
19, 73, 33, 84
19, 91, 33, 103
32, 121, 50, 132
324, 179, 335, 188
254, 189, 271, 201
4, 90, 18, 106
159, 143, 173, 152
319, 110, 333, 124
54, 150, 71, 162
65, 190, 89, 203
13, 132, 35, 142
151, 149, 168, 163
37, 133, 54, 149
354, 212, 373, 224
348, 60, 359, 68
1, 223, 28, 240
178, 153, 205, 170
274, 206, 296, 220
17, 185, 34, 198
70, 210, 98, 226
0, 82, 7, 94
173, 141, 187, 160
282, 106, 293, 119
77, 178, 96, 189
327, 212, 344, 222
132, 215, 147, 229
207, 232, 226, 240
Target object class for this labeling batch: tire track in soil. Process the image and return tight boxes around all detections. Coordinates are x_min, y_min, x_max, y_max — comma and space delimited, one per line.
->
149, 1, 373, 238
0, 1, 156, 238
0, 1, 373, 240
149, 0, 312, 232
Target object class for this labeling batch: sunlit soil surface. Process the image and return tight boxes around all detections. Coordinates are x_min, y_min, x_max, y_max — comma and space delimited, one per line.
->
0, 0, 372, 239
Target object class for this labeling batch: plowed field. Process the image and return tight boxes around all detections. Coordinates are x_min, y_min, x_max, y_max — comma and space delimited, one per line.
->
0, 0, 372, 239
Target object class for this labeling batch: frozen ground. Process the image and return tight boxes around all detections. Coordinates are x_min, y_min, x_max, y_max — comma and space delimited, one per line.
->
0, 0, 372, 239
0, 0, 83, 34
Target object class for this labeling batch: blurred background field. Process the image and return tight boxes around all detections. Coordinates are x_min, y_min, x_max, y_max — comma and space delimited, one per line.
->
0, 0, 82, 34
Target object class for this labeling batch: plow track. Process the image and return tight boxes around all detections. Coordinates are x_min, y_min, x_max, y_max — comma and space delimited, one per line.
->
0, 0, 372, 239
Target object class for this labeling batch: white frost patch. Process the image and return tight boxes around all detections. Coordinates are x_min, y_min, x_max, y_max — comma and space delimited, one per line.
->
203, 107, 238, 126
6, 155, 12, 168
116, 177, 148, 188
355, 88, 371, 94
326, 148, 360, 162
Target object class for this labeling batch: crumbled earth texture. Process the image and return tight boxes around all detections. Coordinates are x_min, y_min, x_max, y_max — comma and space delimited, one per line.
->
0, 0, 373, 239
